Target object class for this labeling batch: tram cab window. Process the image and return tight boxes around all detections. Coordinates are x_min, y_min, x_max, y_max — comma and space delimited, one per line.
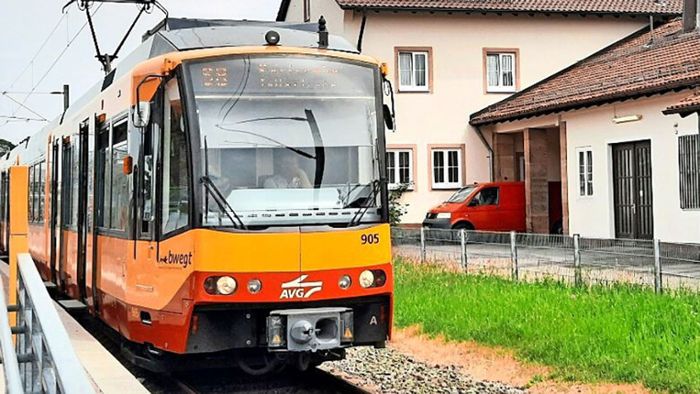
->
161, 79, 190, 235
191, 55, 382, 227
110, 121, 129, 231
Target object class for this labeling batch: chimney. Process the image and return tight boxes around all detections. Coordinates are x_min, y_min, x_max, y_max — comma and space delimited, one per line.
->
683, 0, 699, 32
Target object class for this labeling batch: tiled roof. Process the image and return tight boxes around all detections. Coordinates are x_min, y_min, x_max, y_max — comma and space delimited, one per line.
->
470, 19, 700, 126
335, 0, 683, 15
663, 91, 700, 116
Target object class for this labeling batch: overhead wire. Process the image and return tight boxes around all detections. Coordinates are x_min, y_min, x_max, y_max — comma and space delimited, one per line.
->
0, 3, 104, 129
7, 12, 69, 89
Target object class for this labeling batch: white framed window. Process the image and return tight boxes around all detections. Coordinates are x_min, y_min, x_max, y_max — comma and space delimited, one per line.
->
577, 148, 593, 196
398, 50, 429, 92
386, 149, 414, 189
486, 52, 516, 93
432, 148, 462, 189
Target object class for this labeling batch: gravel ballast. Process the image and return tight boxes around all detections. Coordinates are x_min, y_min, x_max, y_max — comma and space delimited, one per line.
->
321, 346, 526, 394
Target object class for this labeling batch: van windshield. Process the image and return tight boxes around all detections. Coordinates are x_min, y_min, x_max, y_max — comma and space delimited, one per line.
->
447, 186, 477, 203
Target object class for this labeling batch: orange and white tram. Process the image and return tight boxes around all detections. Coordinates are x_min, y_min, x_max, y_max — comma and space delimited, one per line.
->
0, 18, 394, 372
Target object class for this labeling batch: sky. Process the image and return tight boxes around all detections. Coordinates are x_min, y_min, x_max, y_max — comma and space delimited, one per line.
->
0, 0, 282, 144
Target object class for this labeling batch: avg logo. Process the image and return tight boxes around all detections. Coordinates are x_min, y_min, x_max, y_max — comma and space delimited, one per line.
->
279, 275, 323, 299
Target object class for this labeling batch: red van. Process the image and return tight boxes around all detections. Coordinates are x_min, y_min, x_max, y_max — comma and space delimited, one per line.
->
422, 181, 563, 233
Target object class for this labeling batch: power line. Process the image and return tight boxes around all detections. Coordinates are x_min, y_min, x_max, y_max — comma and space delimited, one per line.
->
0, 3, 103, 129
0, 93, 48, 121
0, 116, 48, 122
7, 12, 69, 89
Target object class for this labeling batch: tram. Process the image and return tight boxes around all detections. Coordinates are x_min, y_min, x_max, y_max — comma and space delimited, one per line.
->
0, 18, 394, 372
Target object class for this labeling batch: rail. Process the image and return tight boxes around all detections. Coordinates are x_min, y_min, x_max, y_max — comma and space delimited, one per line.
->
393, 227, 700, 293
0, 253, 93, 393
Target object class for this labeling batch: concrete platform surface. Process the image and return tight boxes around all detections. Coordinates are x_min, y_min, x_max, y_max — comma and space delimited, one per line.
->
0, 262, 148, 393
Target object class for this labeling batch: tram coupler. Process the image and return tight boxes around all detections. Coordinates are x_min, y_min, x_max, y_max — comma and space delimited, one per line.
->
267, 307, 353, 352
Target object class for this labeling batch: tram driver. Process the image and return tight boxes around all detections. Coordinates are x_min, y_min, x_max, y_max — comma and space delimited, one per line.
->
263, 149, 312, 189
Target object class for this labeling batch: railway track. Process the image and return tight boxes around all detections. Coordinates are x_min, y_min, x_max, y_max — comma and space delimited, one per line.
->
171, 367, 369, 394
75, 313, 369, 393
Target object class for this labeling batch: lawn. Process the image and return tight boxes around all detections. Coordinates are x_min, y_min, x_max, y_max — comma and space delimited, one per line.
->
393, 260, 700, 393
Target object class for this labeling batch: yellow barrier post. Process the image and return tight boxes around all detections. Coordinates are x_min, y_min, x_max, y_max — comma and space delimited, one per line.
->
8, 166, 29, 324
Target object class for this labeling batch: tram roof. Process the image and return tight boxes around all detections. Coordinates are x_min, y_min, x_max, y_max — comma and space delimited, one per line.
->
3, 18, 359, 165
146, 18, 359, 54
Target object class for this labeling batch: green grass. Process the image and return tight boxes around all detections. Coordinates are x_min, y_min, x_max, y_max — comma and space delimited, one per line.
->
394, 261, 700, 393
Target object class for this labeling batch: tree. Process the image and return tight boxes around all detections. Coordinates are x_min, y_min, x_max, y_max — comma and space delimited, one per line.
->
0, 139, 15, 155
389, 183, 410, 226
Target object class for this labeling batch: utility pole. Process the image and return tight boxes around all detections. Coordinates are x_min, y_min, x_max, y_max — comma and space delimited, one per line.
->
62, 84, 69, 113
50, 85, 70, 113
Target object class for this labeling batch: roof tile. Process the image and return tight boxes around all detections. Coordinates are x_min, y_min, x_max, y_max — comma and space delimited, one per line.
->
337, 0, 683, 15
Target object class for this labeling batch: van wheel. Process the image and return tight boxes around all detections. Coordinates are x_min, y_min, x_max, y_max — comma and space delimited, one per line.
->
452, 222, 474, 231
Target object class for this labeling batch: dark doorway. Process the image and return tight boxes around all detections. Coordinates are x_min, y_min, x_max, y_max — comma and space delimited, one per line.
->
612, 140, 654, 239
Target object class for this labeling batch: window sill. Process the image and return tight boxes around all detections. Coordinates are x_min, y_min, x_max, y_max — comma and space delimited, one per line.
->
398, 87, 431, 94
432, 186, 462, 191
486, 88, 517, 94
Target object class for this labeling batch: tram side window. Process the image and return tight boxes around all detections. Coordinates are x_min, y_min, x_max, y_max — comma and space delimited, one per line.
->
30, 162, 45, 224
161, 79, 190, 235
96, 128, 111, 228
71, 140, 79, 227
110, 121, 129, 232
62, 143, 73, 228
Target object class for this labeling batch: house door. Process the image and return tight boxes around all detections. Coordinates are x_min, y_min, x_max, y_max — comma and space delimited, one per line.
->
612, 140, 654, 239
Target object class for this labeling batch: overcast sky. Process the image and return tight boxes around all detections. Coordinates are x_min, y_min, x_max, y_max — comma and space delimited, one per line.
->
0, 0, 281, 144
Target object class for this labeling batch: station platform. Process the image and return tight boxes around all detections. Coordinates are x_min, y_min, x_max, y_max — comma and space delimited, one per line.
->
0, 262, 148, 393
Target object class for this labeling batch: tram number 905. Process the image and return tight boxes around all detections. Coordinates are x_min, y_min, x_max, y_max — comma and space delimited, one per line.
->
360, 233, 380, 245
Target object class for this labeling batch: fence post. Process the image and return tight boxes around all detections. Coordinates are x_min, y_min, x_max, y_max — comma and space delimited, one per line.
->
460, 229, 467, 271
654, 238, 662, 294
573, 234, 582, 287
420, 227, 426, 263
510, 231, 518, 281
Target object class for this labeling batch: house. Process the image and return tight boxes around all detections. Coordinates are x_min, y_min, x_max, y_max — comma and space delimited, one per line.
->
470, 2, 700, 243
277, 0, 682, 225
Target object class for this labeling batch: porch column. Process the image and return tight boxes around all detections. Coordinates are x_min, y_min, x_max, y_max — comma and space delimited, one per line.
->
524, 128, 549, 233
494, 133, 516, 181
559, 122, 570, 235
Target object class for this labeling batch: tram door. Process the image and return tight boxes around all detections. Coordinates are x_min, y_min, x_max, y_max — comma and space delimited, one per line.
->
58, 138, 72, 292
76, 120, 89, 303
49, 139, 60, 285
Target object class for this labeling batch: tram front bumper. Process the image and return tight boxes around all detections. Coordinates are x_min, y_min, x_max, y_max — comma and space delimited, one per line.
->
266, 307, 353, 352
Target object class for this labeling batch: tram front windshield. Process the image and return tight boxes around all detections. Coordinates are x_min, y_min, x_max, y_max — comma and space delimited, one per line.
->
187, 55, 382, 227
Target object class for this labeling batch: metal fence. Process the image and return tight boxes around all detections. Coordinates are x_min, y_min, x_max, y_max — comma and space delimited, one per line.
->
392, 227, 700, 293
0, 253, 93, 393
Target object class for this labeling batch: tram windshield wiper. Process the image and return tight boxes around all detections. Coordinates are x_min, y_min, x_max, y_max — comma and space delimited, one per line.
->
201, 175, 246, 230
348, 179, 380, 227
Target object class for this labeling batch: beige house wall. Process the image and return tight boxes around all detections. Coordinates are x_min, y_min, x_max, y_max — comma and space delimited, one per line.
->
562, 94, 700, 243
284, 0, 646, 224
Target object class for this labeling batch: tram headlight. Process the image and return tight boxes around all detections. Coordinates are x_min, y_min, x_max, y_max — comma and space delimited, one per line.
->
216, 276, 237, 295
247, 279, 262, 294
359, 270, 375, 288
338, 275, 352, 290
